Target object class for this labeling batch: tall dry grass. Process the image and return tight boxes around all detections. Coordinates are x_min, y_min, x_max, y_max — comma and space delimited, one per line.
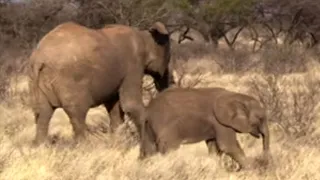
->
1, 43, 320, 179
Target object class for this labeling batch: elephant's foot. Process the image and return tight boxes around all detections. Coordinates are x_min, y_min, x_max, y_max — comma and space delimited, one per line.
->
137, 152, 147, 161
262, 150, 272, 162
31, 139, 42, 148
32, 133, 48, 147
138, 147, 157, 161
223, 151, 252, 172
235, 157, 255, 172
31, 137, 52, 148
219, 155, 249, 172
72, 130, 90, 145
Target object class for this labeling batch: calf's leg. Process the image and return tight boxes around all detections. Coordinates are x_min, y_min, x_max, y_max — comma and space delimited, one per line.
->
206, 139, 222, 156
215, 127, 251, 171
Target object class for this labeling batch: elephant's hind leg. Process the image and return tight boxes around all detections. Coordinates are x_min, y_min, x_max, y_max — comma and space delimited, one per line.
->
157, 136, 180, 156
58, 82, 93, 143
33, 91, 55, 146
138, 134, 157, 160
63, 105, 90, 143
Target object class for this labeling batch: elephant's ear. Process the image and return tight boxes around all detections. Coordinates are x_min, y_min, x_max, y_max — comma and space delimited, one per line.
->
214, 101, 252, 133
149, 22, 169, 45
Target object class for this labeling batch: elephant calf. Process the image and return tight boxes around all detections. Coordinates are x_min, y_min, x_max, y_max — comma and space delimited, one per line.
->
139, 87, 271, 170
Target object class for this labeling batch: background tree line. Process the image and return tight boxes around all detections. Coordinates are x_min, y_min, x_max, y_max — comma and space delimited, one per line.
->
1, 0, 320, 51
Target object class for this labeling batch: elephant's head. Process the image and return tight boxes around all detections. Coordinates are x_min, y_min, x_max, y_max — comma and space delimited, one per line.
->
225, 99, 266, 135
142, 22, 172, 91
212, 93, 263, 133
214, 95, 270, 154
246, 102, 267, 137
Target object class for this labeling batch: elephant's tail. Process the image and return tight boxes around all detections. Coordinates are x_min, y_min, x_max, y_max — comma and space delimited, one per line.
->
29, 51, 44, 88
28, 58, 45, 113
32, 63, 44, 85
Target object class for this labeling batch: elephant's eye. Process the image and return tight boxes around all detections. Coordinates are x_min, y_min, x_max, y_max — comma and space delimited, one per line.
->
258, 117, 264, 122
255, 115, 263, 122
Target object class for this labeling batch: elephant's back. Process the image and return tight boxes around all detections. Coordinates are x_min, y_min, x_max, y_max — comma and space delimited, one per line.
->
146, 88, 211, 123
99, 25, 145, 59
32, 22, 117, 65
35, 21, 94, 51
30, 21, 125, 81
29, 22, 126, 105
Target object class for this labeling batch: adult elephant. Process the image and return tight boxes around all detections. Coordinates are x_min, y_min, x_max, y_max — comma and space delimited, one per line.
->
28, 21, 172, 146
139, 87, 271, 171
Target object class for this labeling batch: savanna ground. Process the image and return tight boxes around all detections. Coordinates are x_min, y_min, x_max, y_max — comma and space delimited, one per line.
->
1, 42, 320, 180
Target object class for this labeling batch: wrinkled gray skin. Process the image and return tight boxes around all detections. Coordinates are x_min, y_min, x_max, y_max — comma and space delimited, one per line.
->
28, 21, 171, 146
139, 87, 270, 171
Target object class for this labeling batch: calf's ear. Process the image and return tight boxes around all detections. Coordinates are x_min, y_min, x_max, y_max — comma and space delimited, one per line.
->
214, 101, 252, 133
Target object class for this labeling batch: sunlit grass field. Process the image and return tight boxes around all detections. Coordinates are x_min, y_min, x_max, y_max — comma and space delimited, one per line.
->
1, 58, 320, 179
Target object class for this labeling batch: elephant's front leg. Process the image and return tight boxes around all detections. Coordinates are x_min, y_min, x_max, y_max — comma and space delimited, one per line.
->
216, 128, 251, 171
206, 139, 222, 156
105, 99, 125, 133
119, 69, 145, 137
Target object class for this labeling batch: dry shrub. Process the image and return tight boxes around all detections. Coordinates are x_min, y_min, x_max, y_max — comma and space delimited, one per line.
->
0, 50, 29, 101
211, 48, 258, 73
260, 45, 310, 74
171, 40, 320, 75
247, 73, 320, 140
170, 42, 216, 62
0, 0, 78, 50
171, 42, 252, 74
171, 56, 222, 88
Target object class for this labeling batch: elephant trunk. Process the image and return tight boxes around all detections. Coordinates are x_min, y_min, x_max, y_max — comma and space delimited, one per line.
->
248, 109, 261, 138
258, 117, 270, 161
153, 68, 174, 92
249, 126, 260, 138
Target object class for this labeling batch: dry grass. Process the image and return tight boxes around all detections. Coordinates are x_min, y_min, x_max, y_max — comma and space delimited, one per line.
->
1, 49, 320, 179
